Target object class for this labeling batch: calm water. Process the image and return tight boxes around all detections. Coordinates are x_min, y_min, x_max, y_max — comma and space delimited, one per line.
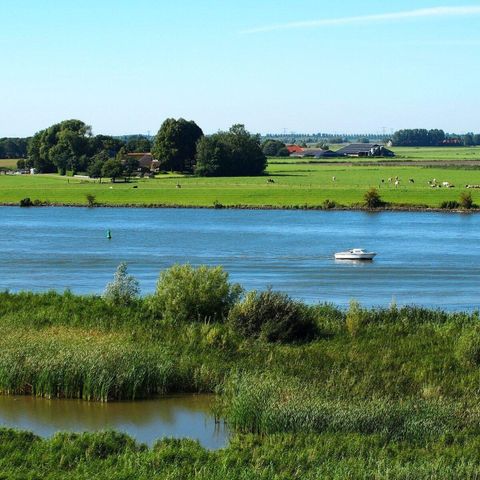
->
0, 206, 479, 310
0, 395, 228, 449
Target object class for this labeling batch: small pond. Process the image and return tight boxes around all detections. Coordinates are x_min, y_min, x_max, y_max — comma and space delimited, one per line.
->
0, 394, 228, 449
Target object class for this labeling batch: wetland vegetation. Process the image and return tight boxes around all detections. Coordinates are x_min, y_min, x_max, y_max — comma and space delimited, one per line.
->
1, 264, 480, 477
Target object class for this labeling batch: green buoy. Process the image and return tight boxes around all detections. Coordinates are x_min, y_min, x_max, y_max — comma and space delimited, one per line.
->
106, 229, 112, 239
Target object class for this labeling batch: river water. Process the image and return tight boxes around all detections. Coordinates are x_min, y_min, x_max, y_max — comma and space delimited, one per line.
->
0, 395, 228, 449
0, 206, 479, 310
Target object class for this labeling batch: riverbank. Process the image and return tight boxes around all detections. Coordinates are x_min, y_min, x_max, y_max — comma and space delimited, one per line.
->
1, 288, 480, 477
1, 428, 480, 479
0, 292, 480, 480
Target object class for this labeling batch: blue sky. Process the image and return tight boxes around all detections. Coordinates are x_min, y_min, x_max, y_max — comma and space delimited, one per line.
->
1, 0, 479, 136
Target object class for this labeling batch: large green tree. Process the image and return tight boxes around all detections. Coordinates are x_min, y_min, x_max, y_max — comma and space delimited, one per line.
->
151, 118, 203, 172
101, 158, 124, 182
195, 125, 267, 177
27, 119, 92, 173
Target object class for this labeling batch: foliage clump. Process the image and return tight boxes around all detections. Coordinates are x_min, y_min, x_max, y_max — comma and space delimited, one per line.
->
363, 188, 384, 209
103, 262, 140, 306
456, 324, 480, 367
228, 289, 317, 343
440, 200, 460, 210
459, 191, 474, 209
149, 264, 242, 323
345, 300, 368, 337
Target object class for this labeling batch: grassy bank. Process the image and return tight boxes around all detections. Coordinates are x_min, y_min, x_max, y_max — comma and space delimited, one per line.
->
2, 429, 480, 479
2, 286, 480, 477
1, 162, 480, 208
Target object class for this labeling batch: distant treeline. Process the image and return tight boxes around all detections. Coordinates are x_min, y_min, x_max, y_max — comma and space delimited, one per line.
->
0, 137, 29, 158
392, 129, 480, 147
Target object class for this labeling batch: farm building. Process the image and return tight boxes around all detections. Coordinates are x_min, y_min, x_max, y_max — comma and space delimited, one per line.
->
286, 145, 304, 154
335, 144, 395, 157
290, 148, 339, 159
125, 153, 159, 171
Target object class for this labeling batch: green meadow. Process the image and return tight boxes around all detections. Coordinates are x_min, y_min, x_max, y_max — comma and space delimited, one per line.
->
1, 162, 480, 208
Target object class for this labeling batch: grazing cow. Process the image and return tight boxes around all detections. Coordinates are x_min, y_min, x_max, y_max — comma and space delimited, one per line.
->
176, 183, 181, 189
267, 179, 275, 184
381, 179, 385, 183
442, 182, 450, 188
332, 176, 336, 182
395, 180, 400, 187
409, 178, 415, 183
388, 177, 392, 183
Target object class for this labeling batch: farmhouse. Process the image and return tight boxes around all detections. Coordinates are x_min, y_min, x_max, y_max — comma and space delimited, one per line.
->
290, 148, 339, 159
335, 144, 395, 157
125, 153, 159, 171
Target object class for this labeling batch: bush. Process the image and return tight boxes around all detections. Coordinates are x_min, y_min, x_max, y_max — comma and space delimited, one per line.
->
149, 264, 242, 323
456, 324, 480, 367
103, 263, 140, 306
228, 289, 317, 343
459, 192, 474, 209
345, 300, 367, 337
19, 197, 33, 207
440, 200, 460, 210
322, 199, 338, 210
86, 193, 96, 207
363, 188, 384, 208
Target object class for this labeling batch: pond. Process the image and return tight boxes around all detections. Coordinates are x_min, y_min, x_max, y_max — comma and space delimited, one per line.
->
1, 207, 479, 310
0, 394, 228, 449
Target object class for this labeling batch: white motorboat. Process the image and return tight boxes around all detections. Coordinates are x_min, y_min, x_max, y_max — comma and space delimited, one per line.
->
334, 248, 376, 260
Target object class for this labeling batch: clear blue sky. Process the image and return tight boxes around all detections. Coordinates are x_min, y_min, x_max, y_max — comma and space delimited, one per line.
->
1, 0, 479, 137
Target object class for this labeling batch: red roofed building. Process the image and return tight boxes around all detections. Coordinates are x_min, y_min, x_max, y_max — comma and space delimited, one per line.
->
286, 145, 304, 154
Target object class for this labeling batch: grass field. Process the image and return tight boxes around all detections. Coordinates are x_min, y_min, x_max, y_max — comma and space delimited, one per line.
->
0, 159, 18, 168
1, 163, 480, 208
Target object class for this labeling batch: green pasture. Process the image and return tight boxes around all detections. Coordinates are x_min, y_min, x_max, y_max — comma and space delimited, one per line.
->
1, 163, 480, 208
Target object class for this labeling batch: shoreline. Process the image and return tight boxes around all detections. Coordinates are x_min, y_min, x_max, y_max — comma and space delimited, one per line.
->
0, 201, 477, 214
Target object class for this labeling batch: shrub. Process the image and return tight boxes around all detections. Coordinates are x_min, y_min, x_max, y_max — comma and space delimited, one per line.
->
322, 199, 337, 210
19, 197, 33, 207
86, 193, 96, 208
363, 188, 384, 208
149, 264, 242, 323
103, 263, 140, 306
459, 191, 474, 209
228, 289, 317, 343
440, 200, 460, 209
456, 324, 480, 367
345, 300, 367, 337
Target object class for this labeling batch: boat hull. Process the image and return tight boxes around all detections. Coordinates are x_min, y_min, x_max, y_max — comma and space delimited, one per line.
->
334, 252, 376, 260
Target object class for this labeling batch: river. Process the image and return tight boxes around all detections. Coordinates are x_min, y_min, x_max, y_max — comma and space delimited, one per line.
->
0, 207, 479, 310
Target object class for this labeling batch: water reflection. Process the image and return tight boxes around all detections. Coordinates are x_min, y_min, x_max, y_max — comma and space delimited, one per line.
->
0, 395, 228, 449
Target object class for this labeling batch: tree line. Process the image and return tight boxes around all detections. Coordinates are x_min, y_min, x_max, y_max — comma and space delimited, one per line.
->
392, 129, 480, 147
14, 118, 266, 178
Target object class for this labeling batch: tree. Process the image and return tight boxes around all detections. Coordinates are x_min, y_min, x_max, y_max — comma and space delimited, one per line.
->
195, 124, 267, 177
464, 134, 475, 146
151, 118, 203, 172
88, 151, 109, 182
473, 134, 480, 146
27, 119, 92, 173
124, 157, 139, 179
391, 129, 446, 147
261, 139, 285, 156
101, 158, 124, 182
103, 262, 140, 306
363, 187, 384, 208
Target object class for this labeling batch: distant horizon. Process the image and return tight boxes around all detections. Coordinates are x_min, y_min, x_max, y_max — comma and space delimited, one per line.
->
1, 0, 479, 137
